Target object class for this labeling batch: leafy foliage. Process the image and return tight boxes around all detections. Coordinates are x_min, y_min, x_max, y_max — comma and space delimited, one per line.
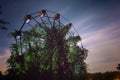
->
7, 22, 88, 80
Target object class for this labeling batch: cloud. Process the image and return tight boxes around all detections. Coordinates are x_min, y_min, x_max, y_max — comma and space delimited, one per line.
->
68, 7, 120, 72
69, 7, 120, 72
77, 20, 120, 73
0, 48, 11, 74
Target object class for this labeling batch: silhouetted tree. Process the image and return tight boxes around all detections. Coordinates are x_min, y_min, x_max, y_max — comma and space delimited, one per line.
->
117, 64, 120, 71
0, 5, 8, 30
0, 71, 3, 79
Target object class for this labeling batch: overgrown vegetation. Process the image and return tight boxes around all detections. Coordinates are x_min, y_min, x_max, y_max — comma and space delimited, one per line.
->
6, 22, 88, 80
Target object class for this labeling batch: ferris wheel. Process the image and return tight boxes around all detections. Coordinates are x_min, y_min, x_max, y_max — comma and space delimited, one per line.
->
13, 9, 81, 54
10, 10, 88, 80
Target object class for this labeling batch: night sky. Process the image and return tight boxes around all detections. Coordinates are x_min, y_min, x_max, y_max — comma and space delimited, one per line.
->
0, 0, 120, 73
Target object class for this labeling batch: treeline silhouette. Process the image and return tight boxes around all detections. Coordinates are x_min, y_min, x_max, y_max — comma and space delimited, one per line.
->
88, 71, 120, 80
0, 70, 120, 80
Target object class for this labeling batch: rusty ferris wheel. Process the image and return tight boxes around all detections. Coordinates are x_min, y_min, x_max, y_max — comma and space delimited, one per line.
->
10, 9, 87, 80
13, 9, 82, 53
